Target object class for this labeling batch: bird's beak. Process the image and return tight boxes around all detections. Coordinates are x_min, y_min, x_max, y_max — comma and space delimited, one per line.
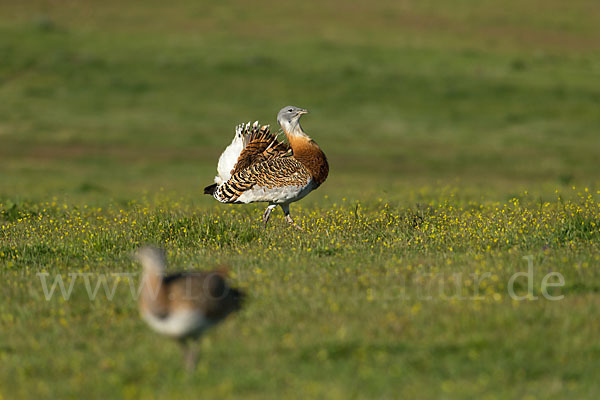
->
297, 109, 308, 115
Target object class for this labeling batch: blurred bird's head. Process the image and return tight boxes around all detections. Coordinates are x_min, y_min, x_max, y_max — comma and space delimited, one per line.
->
277, 105, 308, 135
136, 246, 167, 275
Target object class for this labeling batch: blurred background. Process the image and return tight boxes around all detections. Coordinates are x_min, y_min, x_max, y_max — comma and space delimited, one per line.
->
2, 2, 600, 399
1, 0, 599, 202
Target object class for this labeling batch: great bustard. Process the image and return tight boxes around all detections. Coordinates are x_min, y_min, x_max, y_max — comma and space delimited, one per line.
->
204, 106, 329, 229
136, 247, 244, 370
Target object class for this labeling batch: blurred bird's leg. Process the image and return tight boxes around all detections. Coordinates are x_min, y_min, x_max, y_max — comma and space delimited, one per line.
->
280, 204, 303, 231
263, 204, 277, 227
179, 339, 199, 372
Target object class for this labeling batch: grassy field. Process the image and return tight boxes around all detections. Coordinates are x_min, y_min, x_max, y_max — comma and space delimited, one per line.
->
1, 0, 600, 398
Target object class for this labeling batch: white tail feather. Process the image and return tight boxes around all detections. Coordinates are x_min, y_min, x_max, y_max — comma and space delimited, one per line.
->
214, 121, 272, 185
215, 123, 246, 185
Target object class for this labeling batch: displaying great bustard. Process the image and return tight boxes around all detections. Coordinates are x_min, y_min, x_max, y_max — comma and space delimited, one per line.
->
204, 106, 329, 229
136, 247, 244, 370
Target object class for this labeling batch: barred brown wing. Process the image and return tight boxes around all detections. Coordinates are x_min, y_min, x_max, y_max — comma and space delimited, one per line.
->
231, 124, 290, 176
215, 156, 312, 203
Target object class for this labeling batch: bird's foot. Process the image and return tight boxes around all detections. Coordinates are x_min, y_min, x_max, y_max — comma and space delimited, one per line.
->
285, 215, 304, 231
184, 349, 198, 372
263, 205, 276, 227
180, 341, 199, 372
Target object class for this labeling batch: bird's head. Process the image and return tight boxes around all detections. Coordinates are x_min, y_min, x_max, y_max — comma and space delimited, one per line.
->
277, 105, 308, 135
136, 246, 167, 274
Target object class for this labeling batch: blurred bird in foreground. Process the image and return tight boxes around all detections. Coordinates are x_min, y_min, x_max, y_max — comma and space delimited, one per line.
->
204, 106, 329, 230
136, 247, 244, 371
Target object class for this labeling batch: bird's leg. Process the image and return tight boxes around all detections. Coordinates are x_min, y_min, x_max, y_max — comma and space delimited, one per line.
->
179, 339, 199, 372
280, 204, 303, 231
263, 204, 277, 227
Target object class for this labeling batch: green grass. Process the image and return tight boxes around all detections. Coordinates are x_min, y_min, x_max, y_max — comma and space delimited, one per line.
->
1, 0, 600, 398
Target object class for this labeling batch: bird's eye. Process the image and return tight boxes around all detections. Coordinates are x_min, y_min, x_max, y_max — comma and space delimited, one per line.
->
288, 109, 293, 112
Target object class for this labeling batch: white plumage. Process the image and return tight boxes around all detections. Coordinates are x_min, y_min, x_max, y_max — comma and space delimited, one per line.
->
215, 123, 250, 185
140, 309, 213, 338
236, 181, 316, 204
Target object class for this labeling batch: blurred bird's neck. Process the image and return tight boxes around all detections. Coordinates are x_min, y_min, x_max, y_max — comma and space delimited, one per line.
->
139, 255, 168, 314
140, 268, 169, 315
